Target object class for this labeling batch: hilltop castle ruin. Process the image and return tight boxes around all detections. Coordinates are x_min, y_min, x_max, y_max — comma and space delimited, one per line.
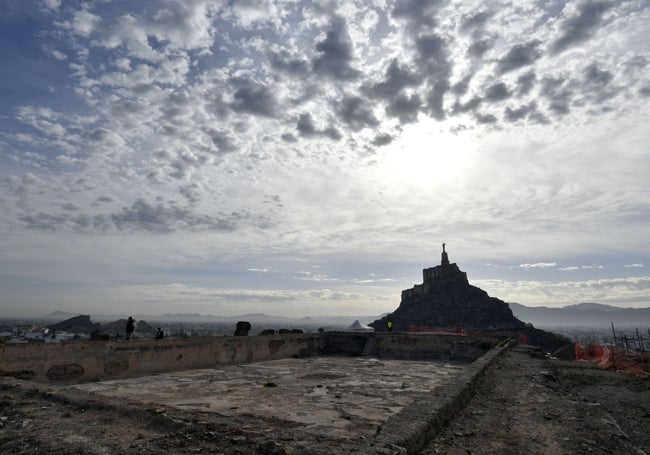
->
370, 244, 570, 353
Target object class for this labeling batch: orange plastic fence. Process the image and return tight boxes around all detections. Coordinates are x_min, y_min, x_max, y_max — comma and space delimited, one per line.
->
574, 342, 649, 377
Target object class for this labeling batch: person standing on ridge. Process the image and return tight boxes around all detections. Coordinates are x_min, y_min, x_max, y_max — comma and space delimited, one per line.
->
125, 316, 135, 340
387, 321, 393, 332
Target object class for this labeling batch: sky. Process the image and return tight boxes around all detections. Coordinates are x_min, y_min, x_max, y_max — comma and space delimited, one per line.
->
0, 0, 649, 318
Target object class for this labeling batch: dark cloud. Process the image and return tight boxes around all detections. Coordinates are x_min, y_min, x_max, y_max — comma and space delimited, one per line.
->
451, 96, 483, 115
322, 126, 342, 141
504, 101, 538, 122
337, 95, 379, 130
371, 133, 394, 147
475, 112, 498, 124
516, 72, 536, 96
269, 49, 310, 76
20, 199, 269, 234
85, 128, 111, 142
416, 34, 448, 68
364, 59, 421, 99
467, 38, 495, 59
392, 0, 445, 30
496, 40, 542, 74
583, 62, 612, 86
550, 1, 612, 55
296, 113, 342, 141
207, 93, 230, 118
312, 17, 360, 81
113, 199, 249, 233
581, 63, 621, 104
484, 82, 511, 102
60, 202, 80, 211
540, 76, 572, 116
297, 113, 318, 137
451, 75, 472, 95
427, 82, 449, 120
179, 183, 201, 204
385, 93, 421, 124
161, 92, 192, 120
280, 133, 297, 143
169, 151, 208, 180
230, 78, 278, 117
415, 34, 452, 121
624, 55, 648, 73
204, 128, 237, 154
460, 10, 494, 34
640, 86, 650, 97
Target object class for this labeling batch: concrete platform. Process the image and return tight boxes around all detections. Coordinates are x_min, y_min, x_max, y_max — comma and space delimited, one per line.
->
74, 356, 468, 442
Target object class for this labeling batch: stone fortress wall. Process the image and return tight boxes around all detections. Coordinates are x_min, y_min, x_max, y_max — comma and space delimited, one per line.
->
0, 331, 498, 383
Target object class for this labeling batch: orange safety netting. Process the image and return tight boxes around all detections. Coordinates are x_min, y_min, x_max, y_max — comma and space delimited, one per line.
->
574, 342, 650, 377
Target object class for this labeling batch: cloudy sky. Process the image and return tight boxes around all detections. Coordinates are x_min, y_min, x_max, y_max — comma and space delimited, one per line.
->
1, 0, 649, 318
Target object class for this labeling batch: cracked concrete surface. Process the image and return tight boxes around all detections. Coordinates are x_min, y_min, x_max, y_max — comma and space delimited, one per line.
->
74, 356, 468, 441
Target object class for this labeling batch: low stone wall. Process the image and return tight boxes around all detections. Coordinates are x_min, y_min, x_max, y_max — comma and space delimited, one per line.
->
0, 331, 500, 384
323, 331, 497, 361
0, 333, 322, 383
366, 339, 515, 454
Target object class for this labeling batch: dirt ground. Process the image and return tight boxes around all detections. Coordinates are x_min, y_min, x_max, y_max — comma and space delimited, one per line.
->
423, 345, 650, 455
1, 345, 649, 454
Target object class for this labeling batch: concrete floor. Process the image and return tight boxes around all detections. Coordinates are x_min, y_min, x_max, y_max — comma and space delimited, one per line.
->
74, 356, 467, 441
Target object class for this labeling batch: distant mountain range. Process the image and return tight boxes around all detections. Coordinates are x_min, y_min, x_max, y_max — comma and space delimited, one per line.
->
509, 303, 650, 328
39, 311, 379, 327
36, 304, 650, 330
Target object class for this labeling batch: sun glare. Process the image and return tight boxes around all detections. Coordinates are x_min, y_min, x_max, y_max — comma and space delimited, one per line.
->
379, 121, 474, 187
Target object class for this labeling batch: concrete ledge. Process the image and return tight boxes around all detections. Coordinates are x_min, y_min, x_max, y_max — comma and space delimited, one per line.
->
366, 339, 515, 454
1, 332, 500, 384
0, 333, 323, 383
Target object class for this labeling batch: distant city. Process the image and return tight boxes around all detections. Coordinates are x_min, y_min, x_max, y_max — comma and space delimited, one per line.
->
0, 311, 376, 345
1, 302, 649, 348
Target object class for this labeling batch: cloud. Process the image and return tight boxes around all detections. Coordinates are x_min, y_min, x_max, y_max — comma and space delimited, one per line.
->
371, 133, 394, 147
515, 72, 536, 96
519, 263, 557, 269
337, 95, 379, 131
364, 59, 421, 99
269, 49, 310, 76
42, 0, 62, 10
539, 76, 572, 116
504, 101, 540, 123
550, 1, 612, 55
467, 38, 495, 59
391, 0, 445, 31
385, 94, 421, 124
229, 78, 278, 117
475, 276, 650, 307
484, 82, 512, 102
296, 113, 342, 140
459, 10, 495, 34
312, 17, 360, 81
474, 112, 497, 124
18, 198, 271, 234
496, 40, 542, 74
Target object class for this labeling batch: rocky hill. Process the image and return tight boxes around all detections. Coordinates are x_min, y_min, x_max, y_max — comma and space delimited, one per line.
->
48, 315, 101, 334
370, 245, 570, 353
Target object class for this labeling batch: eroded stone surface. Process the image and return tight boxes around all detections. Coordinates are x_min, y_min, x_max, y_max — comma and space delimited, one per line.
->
73, 356, 467, 440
